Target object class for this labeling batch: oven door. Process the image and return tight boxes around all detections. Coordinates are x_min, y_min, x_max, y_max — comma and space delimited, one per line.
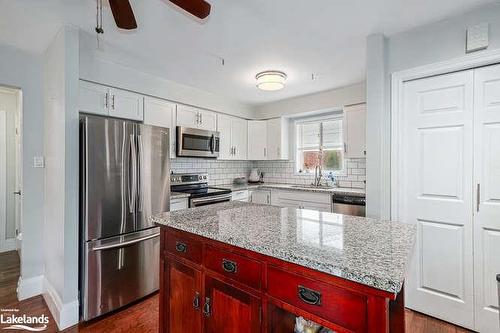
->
177, 126, 220, 158
190, 193, 232, 207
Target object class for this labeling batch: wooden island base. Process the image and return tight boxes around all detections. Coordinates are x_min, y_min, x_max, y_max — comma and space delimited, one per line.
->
159, 227, 405, 333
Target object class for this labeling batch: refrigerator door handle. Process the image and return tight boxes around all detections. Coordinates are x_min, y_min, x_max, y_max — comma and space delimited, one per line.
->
92, 233, 159, 251
137, 134, 143, 212
129, 134, 137, 214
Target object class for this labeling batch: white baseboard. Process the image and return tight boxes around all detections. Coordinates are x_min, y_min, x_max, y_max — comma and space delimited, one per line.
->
0, 238, 16, 253
17, 275, 43, 300
43, 277, 79, 330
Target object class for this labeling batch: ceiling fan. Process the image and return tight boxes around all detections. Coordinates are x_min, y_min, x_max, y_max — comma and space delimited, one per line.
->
107, 0, 211, 30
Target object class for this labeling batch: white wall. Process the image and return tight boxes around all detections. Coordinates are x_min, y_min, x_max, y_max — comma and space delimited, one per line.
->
253, 82, 366, 119
43, 25, 79, 329
0, 44, 45, 291
366, 2, 500, 219
79, 31, 255, 119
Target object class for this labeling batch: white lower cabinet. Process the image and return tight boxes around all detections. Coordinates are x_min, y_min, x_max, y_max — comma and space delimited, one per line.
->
170, 197, 188, 211
399, 63, 500, 332
271, 190, 332, 212
231, 190, 249, 202
249, 190, 271, 205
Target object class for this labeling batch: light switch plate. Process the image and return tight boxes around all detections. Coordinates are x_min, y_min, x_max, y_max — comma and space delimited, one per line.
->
33, 156, 45, 168
466, 23, 489, 53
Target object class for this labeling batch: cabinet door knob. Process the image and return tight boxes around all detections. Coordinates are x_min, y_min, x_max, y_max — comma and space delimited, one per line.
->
193, 292, 200, 310
222, 259, 238, 273
175, 241, 187, 253
203, 297, 211, 317
297, 285, 322, 306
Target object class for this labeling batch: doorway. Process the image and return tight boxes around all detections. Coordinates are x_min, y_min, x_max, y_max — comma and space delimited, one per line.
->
0, 86, 22, 305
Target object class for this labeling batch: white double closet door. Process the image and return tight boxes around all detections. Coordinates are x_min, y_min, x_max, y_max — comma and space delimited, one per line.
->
401, 63, 500, 332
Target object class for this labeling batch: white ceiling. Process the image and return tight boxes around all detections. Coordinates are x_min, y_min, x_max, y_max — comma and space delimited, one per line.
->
0, 0, 494, 105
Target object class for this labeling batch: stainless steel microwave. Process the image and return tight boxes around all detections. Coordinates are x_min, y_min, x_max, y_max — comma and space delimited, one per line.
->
176, 126, 220, 158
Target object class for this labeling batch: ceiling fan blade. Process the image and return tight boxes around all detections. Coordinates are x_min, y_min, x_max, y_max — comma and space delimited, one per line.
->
169, 0, 211, 19
109, 0, 138, 29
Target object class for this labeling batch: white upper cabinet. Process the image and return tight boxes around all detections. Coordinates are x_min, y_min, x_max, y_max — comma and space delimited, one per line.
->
232, 117, 248, 160
344, 103, 366, 158
217, 114, 248, 160
143, 97, 177, 159
176, 105, 200, 128
177, 105, 217, 131
266, 117, 289, 160
79, 81, 110, 116
218, 114, 232, 159
198, 109, 217, 131
108, 88, 144, 121
247, 120, 268, 160
79, 80, 144, 121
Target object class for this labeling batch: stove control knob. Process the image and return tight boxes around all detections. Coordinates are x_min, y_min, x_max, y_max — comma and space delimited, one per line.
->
203, 175, 207, 180
198, 176, 203, 180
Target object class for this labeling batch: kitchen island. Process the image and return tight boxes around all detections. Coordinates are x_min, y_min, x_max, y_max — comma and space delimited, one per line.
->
152, 201, 416, 333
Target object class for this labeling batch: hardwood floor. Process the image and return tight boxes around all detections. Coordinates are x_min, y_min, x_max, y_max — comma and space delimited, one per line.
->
0, 250, 474, 333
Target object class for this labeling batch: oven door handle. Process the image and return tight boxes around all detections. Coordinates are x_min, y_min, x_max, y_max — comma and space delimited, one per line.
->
191, 194, 232, 205
210, 134, 215, 154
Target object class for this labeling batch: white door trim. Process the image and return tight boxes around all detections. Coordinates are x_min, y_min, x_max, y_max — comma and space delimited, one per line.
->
0, 110, 7, 252
391, 48, 500, 221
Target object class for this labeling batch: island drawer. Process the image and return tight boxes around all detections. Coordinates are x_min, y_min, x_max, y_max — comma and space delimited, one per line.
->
267, 266, 367, 332
165, 228, 202, 264
204, 245, 262, 290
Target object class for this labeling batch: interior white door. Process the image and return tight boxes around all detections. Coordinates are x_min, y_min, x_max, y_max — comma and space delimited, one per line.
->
402, 71, 475, 329
248, 121, 267, 160
0, 111, 6, 252
144, 97, 177, 159
232, 117, 247, 160
217, 114, 233, 159
473, 64, 500, 333
14, 110, 21, 251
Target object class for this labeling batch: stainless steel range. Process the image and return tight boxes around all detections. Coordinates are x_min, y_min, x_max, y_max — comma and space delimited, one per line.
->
171, 173, 232, 207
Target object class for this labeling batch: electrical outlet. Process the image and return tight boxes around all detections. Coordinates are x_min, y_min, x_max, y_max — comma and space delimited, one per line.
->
33, 156, 45, 168
466, 23, 489, 53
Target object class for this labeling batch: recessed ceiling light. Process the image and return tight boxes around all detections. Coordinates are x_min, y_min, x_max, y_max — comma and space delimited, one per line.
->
255, 70, 287, 91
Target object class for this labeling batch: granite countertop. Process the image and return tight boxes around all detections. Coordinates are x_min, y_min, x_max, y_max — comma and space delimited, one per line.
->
220, 183, 366, 197
151, 201, 415, 294
171, 192, 190, 199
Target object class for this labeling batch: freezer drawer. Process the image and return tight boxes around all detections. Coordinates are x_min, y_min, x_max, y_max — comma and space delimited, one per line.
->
81, 228, 160, 321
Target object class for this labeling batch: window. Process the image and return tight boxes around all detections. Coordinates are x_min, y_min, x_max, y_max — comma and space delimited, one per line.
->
296, 116, 344, 173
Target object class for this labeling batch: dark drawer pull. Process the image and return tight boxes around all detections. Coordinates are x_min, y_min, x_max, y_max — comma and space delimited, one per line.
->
193, 292, 200, 310
222, 259, 237, 273
298, 285, 322, 306
175, 241, 187, 253
203, 297, 211, 317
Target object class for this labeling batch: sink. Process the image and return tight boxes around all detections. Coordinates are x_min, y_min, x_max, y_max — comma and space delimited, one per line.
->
290, 185, 334, 190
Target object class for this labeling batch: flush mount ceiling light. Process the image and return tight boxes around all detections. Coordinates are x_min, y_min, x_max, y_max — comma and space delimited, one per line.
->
255, 70, 287, 91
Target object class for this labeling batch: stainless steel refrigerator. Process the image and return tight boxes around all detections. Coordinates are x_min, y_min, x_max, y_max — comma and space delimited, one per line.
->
79, 115, 170, 321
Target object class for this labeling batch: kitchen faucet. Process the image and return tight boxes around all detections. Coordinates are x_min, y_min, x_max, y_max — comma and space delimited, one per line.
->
313, 165, 323, 187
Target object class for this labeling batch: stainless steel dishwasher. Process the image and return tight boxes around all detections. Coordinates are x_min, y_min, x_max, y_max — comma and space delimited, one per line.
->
332, 194, 366, 217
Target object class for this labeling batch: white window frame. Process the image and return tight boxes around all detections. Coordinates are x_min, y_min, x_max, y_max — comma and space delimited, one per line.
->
294, 113, 345, 175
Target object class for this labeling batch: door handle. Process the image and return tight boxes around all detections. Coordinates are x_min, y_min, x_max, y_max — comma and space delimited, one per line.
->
193, 292, 200, 310
477, 183, 480, 212
203, 297, 211, 317
92, 233, 159, 251
137, 134, 143, 212
129, 134, 137, 214
13, 191, 21, 195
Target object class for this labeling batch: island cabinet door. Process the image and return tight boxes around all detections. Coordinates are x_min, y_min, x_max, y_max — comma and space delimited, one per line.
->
165, 260, 202, 333
203, 276, 261, 333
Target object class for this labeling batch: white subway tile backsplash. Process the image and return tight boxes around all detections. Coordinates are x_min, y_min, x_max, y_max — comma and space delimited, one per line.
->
170, 157, 366, 189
